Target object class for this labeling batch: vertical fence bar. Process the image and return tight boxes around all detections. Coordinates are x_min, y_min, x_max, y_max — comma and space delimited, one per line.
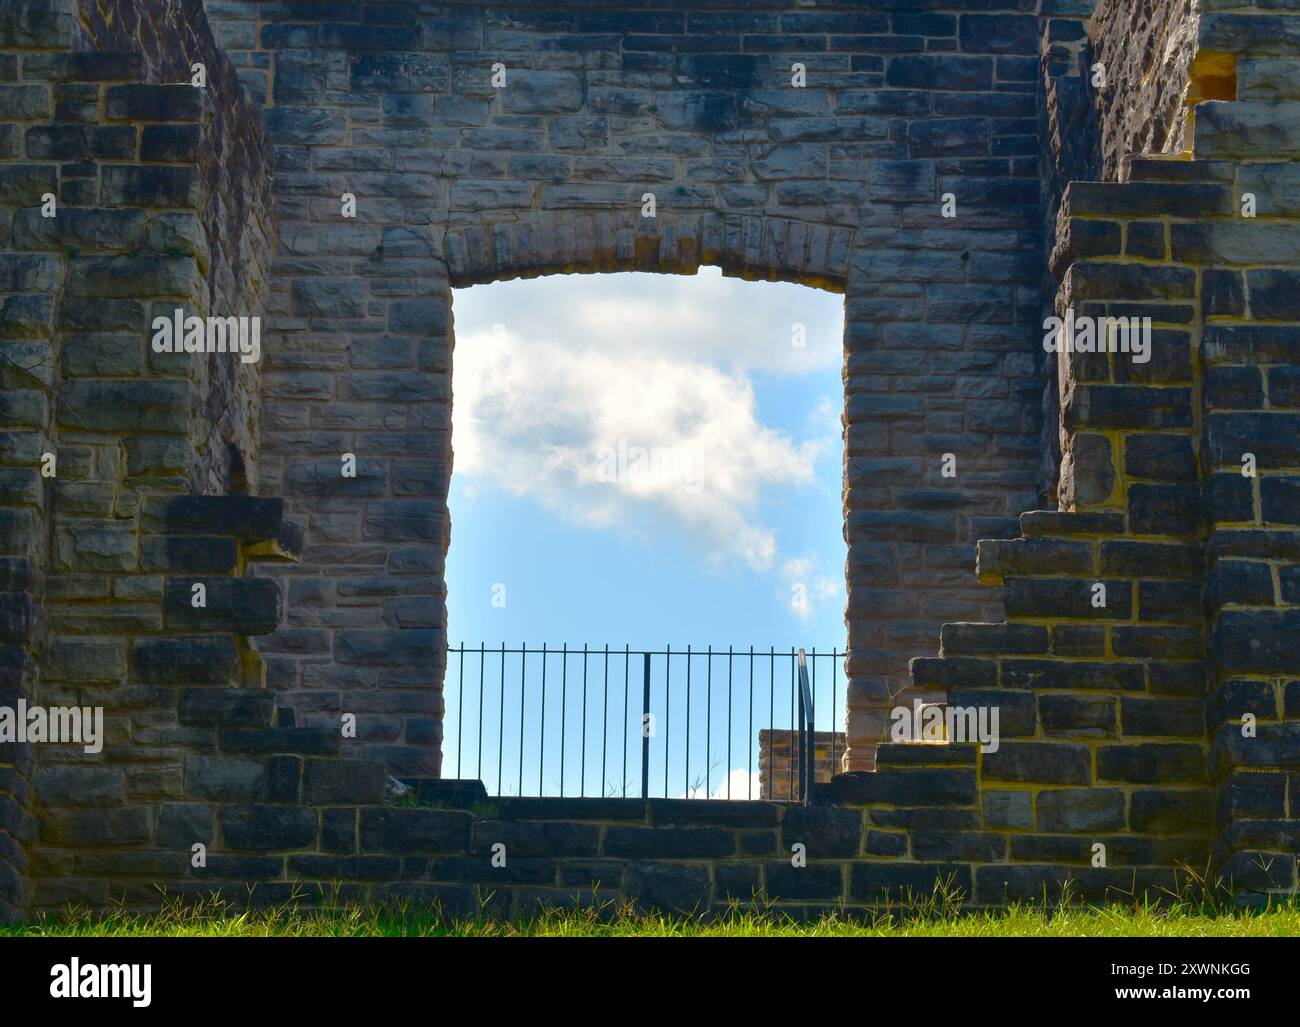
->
831, 648, 838, 774
498, 642, 505, 796
477, 643, 485, 782
622, 645, 630, 799
518, 642, 526, 798
456, 643, 464, 779
539, 643, 547, 797
800, 660, 811, 806
580, 643, 588, 797
807, 657, 815, 804
601, 644, 609, 799
788, 647, 795, 800
705, 645, 712, 800
796, 652, 806, 803
799, 648, 814, 805
560, 643, 568, 798
684, 644, 692, 798
663, 644, 670, 799
726, 646, 733, 800
767, 646, 774, 801
747, 646, 753, 800
641, 651, 651, 801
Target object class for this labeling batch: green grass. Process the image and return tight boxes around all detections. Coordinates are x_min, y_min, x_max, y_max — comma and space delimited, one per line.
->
5, 889, 1298, 937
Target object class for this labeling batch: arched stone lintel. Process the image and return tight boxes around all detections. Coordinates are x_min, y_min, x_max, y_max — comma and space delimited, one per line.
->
445, 210, 853, 293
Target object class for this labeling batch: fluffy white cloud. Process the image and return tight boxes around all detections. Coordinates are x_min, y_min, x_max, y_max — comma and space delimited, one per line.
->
452, 269, 843, 572
461, 265, 843, 374
710, 767, 763, 801
782, 555, 842, 623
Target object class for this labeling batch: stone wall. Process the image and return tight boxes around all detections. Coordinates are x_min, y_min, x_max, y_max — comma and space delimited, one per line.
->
79, 0, 274, 494
196, 0, 1067, 777
0, 0, 1297, 921
0, 0, 277, 913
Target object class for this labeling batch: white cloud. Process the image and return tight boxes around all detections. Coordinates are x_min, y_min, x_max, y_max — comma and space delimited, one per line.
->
782, 555, 841, 623
458, 265, 843, 374
711, 767, 763, 801
451, 270, 844, 572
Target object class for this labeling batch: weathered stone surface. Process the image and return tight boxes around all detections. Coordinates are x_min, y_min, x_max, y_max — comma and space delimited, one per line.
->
221, 804, 317, 851
303, 759, 386, 804
132, 636, 240, 685
164, 577, 282, 635
4, 0, 1300, 923
359, 808, 472, 853
624, 862, 711, 914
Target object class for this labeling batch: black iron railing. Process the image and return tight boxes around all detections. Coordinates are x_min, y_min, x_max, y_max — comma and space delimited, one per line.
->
444, 644, 842, 801
796, 648, 816, 805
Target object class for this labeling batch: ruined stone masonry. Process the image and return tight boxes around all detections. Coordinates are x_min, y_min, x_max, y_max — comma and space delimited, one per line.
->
0, 0, 1296, 922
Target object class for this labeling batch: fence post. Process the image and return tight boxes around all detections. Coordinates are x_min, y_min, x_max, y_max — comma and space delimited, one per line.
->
798, 648, 815, 805
641, 652, 651, 800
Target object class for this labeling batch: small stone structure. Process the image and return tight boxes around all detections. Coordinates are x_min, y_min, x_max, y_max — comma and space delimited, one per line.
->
0, 0, 1297, 921
758, 729, 847, 800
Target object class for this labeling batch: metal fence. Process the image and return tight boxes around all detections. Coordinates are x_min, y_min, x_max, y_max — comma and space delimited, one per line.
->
443, 644, 842, 802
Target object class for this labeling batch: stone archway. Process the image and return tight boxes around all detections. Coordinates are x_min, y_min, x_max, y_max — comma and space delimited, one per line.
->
230, 2, 1050, 778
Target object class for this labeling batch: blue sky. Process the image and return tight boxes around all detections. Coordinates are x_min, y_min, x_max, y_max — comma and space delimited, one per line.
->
444, 268, 846, 796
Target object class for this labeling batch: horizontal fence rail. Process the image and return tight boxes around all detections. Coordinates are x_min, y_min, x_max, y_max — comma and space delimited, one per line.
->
444, 645, 844, 801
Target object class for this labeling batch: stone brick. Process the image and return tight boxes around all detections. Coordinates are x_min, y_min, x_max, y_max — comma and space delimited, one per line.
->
764, 862, 844, 900
982, 790, 1031, 829
359, 808, 472, 853
830, 768, 977, 806
1098, 744, 1207, 784
603, 826, 734, 859
105, 84, 203, 121
164, 578, 282, 635
849, 862, 971, 904
161, 496, 284, 539
221, 804, 317, 851
132, 636, 240, 685
34, 765, 124, 807
468, 820, 600, 858
185, 756, 265, 801
982, 743, 1091, 785
780, 806, 862, 858
141, 536, 239, 574
176, 686, 273, 728
624, 862, 710, 914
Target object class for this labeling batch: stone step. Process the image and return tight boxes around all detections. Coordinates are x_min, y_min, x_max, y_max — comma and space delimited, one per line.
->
912, 655, 995, 692
976, 537, 1094, 580
828, 764, 978, 807
404, 778, 490, 809
1199, 12, 1300, 59
146, 495, 287, 542
1195, 100, 1300, 160
1238, 56, 1300, 102
245, 517, 304, 562
1061, 180, 1233, 219
1004, 576, 1134, 621
1020, 510, 1126, 538
875, 742, 978, 767
940, 621, 1049, 657
1121, 156, 1234, 184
